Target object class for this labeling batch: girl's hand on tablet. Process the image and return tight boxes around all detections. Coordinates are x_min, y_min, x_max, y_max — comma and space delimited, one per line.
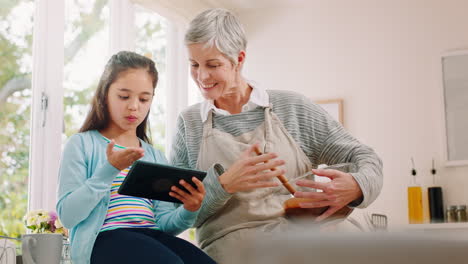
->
169, 177, 206, 212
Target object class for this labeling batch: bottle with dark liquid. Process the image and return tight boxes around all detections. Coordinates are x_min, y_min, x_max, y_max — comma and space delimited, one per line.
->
428, 159, 444, 223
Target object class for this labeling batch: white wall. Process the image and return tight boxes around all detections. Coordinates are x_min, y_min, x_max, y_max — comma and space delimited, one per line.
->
238, 0, 468, 226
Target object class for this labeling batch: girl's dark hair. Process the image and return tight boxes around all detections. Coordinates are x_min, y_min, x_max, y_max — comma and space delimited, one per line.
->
79, 51, 158, 144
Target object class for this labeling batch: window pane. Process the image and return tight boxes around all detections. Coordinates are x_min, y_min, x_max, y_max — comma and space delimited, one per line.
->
133, 5, 199, 244
0, 0, 34, 239
134, 4, 167, 152
63, 0, 110, 138
188, 73, 203, 106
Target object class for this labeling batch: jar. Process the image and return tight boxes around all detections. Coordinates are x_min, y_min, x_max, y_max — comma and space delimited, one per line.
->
446, 205, 457, 223
61, 237, 72, 264
456, 205, 467, 222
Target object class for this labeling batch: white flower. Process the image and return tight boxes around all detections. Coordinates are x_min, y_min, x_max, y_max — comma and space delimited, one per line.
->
37, 209, 48, 215
55, 219, 63, 229
26, 216, 37, 227
38, 214, 50, 224
24, 209, 65, 234
23, 210, 36, 222
37, 210, 49, 218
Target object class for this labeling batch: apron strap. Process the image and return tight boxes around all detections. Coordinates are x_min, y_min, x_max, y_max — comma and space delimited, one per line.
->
203, 105, 277, 154
202, 110, 214, 137
263, 105, 273, 153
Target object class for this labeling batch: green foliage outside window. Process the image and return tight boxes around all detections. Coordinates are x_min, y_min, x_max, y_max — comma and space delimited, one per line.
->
0, 0, 168, 242
0, 0, 34, 239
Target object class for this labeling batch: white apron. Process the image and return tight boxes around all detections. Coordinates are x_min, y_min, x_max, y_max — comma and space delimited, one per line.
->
195, 106, 314, 263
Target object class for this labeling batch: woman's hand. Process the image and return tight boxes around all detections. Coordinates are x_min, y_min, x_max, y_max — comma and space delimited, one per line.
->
294, 168, 362, 221
106, 140, 145, 170
218, 144, 285, 194
169, 177, 206, 212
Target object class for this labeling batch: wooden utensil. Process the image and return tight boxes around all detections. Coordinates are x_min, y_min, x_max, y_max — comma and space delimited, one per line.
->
253, 146, 296, 195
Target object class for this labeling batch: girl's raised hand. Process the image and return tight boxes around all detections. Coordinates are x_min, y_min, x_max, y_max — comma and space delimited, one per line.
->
106, 140, 145, 170
169, 177, 206, 212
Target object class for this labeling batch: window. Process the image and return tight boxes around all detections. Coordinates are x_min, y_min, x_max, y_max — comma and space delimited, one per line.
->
0, 0, 192, 242
134, 4, 168, 152
133, 3, 198, 244
63, 0, 110, 138
188, 74, 203, 106
0, 0, 34, 238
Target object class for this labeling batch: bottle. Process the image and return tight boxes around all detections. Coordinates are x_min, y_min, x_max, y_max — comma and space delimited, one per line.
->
456, 205, 467, 222
446, 205, 457, 223
428, 159, 444, 223
408, 158, 423, 224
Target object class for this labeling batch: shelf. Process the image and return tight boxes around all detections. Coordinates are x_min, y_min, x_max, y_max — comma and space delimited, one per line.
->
405, 222, 468, 230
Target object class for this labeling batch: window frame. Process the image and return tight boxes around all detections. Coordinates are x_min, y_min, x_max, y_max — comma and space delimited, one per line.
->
29, 0, 65, 211
28, 0, 190, 210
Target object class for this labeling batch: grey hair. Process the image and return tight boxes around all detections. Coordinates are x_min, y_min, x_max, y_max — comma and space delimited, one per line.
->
185, 8, 247, 65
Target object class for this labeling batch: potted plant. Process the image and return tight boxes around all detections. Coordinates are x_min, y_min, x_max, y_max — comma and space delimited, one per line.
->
22, 210, 67, 264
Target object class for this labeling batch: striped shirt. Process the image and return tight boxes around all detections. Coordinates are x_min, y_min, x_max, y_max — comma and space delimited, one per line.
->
169, 90, 383, 230
100, 141, 158, 232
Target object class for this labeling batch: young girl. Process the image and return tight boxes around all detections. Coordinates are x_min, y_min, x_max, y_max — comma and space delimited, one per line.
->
56, 51, 216, 264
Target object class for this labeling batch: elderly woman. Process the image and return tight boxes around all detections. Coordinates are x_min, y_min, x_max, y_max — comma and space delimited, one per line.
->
169, 8, 383, 263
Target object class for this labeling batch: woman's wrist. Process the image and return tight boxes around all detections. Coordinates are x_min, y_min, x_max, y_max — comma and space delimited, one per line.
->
218, 173, 233, 193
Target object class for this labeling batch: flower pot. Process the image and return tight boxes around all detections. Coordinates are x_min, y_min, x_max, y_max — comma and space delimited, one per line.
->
21, 234, 63, 264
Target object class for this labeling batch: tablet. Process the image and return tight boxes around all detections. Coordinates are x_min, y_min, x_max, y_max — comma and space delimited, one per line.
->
118, 160, 207, 203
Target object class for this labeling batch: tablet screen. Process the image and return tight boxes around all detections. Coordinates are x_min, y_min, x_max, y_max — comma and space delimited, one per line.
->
118, 160, 207, 203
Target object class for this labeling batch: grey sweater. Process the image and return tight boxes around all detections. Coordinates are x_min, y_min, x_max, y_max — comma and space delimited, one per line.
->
169, 90, 383, 228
